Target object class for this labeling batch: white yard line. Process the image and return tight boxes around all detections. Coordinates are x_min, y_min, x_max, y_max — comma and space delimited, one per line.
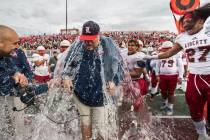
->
174, 94, 185, 96
152, 115, 191, 119
151, 94, 185, 97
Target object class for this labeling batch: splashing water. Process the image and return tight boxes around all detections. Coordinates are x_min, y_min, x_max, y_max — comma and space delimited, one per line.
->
0, 37, 177, 140
0, 80, 177, 140
27, 88, 82, 140
0, 90, 177, 140
0, 97, 15, 140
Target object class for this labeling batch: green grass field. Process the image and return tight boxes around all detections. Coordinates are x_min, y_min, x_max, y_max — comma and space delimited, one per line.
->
146, 89, 190, 116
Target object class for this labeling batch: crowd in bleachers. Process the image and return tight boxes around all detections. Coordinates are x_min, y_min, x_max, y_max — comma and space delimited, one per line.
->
19, 31, 177, 51
19, 34, 77, 50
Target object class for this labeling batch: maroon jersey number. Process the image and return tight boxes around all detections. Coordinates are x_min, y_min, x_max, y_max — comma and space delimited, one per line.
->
186, 46, 210, 62
161, 60, 174, 67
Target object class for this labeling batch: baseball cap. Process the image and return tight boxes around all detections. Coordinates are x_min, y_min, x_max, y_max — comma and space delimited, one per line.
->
79, 21, 100, 40
36, 46, 45, 51
60, 40, 70, 47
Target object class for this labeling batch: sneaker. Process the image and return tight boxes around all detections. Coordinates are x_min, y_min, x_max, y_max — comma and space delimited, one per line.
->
160, 102, 167, 110
198, 134, 210, 140
165, 107, 173, 116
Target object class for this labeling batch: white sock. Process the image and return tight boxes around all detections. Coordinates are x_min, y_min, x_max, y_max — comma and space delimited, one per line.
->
168, 103, 174, 109
151, 85, 158, 95
193, 120, 207, 135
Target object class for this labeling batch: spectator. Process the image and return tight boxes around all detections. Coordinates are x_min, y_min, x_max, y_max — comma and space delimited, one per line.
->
57, 39, 71, 59
32, 46, 50, 83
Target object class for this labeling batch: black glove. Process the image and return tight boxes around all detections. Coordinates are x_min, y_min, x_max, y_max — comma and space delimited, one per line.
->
20, 92, 35, 105
18, 83, 48, 105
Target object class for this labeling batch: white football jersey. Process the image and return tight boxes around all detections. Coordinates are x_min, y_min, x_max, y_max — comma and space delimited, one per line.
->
175, 16, 210, 75
126, 52, 146, 70
156, 53, 184, 78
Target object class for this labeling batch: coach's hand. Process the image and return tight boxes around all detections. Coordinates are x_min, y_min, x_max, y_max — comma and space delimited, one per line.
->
62, 76, 73, 93
47, 78, 61, 88
106, 82, 116, 96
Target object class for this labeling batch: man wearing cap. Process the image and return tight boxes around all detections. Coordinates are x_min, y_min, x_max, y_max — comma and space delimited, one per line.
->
32, 46, 50, 83
62, 21, 123, 140
51, 40, 71, 78
49, 40, 70, 77
57, 40, 71, 59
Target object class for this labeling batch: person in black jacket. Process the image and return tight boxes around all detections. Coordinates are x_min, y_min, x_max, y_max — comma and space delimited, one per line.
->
12, 48, 33, 83
0, 25, 49, 139
0, 25, 29, 139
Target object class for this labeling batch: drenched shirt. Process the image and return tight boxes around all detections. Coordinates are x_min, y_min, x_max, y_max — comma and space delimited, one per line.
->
0, 55, 48, 96
74, 49, 104, 107
0, 56, 18, 96
12, 49, 33, 83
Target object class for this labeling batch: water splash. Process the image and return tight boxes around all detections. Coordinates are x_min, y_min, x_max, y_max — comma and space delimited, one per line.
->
0, 97, 15, 140
0, 37, 177, 140
28, 88, 82, 140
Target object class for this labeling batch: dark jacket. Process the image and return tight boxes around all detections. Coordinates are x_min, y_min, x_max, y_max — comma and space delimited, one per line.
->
0, 56, 19, 96
74, 49, 103, 106
0, 49, 48, 96
12, 49, 33, 83
62, 36, 124, 107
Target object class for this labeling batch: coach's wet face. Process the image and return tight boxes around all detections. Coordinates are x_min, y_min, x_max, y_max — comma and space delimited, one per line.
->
84, 37, 100, 50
